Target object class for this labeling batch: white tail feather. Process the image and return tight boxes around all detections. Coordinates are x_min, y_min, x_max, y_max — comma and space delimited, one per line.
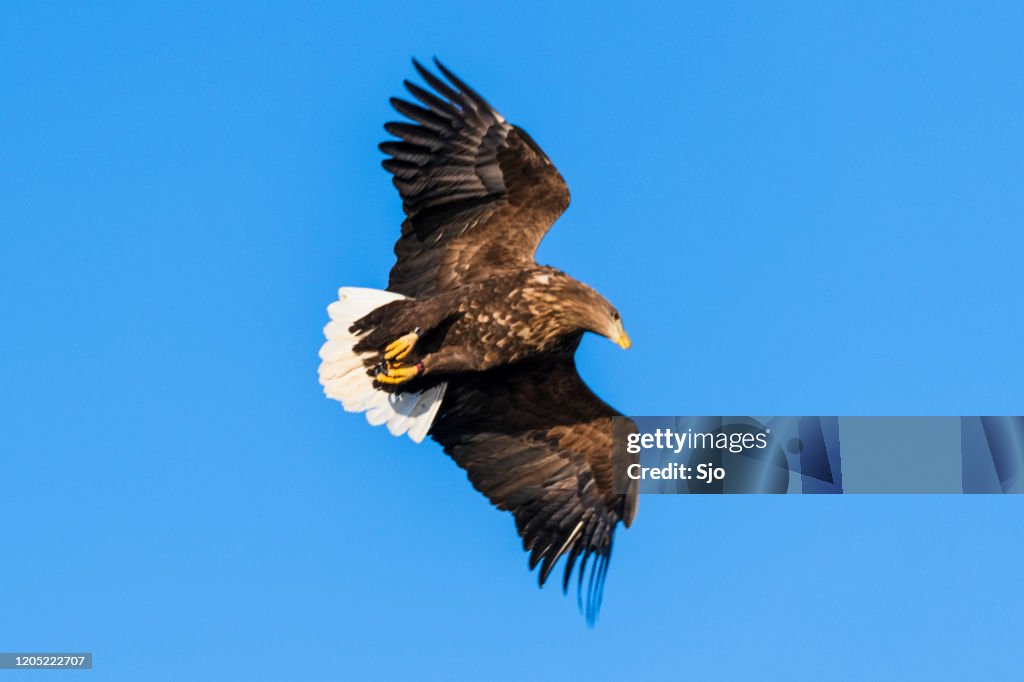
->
318, 287, 446, 443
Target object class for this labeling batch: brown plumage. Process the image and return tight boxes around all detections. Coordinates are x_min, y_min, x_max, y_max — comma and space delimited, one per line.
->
319, 58, 637, 622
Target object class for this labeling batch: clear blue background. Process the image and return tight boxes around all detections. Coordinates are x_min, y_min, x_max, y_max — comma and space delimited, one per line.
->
2, 2, 1022, 680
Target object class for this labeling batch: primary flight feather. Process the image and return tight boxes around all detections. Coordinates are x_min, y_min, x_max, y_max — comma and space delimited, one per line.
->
318, 58, 638, 621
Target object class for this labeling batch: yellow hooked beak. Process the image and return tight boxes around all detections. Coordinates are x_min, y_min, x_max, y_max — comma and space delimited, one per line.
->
614, 320, 631, 350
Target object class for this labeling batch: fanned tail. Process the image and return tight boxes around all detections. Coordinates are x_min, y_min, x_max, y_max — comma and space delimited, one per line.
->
318, 287, 445, 443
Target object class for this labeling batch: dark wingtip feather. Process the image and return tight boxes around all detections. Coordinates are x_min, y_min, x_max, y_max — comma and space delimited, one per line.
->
390, 97, 448, 132
538, 552, 559, 586
411, 57, 462, 105
528, 544, 545, 572
576, 551, 591, 611
584, 556, 605, 627
411, 56, 429, 80
403, 79, 458, 119
432, 58, 493, 113
561, 548, 581, 594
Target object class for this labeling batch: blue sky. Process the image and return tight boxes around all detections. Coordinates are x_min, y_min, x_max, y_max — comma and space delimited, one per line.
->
2, 2, 1023, 679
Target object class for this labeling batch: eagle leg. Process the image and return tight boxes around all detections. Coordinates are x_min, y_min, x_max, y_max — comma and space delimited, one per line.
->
374, 360, 423, 385
383, 327, 421, 362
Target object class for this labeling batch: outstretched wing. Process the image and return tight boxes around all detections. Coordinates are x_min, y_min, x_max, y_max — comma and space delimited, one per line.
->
428, 356, 638, 622
380, 59, 571, 298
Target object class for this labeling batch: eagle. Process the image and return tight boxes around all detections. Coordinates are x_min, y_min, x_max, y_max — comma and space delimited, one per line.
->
318, 59, 638, 621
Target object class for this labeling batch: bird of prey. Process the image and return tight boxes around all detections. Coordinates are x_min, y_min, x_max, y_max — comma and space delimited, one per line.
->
318, 59, 637, 620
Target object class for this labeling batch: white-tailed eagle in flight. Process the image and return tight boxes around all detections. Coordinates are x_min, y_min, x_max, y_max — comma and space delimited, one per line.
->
319, 59, 638, 621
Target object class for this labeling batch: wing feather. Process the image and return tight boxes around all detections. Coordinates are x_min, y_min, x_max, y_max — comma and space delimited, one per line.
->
389, 97, 450, 131
428, 356, 637, 622
380, 58, 571, 297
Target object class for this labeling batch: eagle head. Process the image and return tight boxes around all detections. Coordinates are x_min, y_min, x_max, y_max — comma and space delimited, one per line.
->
601, 305, 632, 350
570, 284, 631, 350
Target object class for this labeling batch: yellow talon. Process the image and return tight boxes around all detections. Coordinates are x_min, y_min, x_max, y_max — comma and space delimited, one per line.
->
374, 361, 422, 385
384, 330, 420, 361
